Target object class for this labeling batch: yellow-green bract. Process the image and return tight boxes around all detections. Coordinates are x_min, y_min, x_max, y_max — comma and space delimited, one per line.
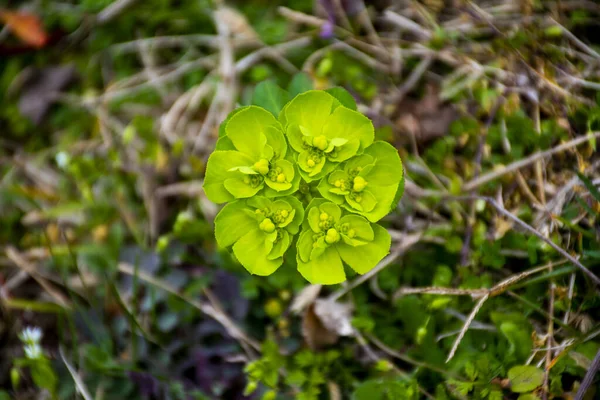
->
203, 90, 404, 284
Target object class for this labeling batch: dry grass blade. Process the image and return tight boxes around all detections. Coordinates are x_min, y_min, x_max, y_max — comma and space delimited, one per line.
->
459, 196, 600, 286
60, 347, 93, 400
117, 262, 260, 351
5, 246, 71, 308
329, 232, 422, 301
463, 131, 600, 191
446, 293, 489, 362
574, 347, 600, 400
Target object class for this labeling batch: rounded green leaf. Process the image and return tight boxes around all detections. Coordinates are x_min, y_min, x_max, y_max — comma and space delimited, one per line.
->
339, 215, 374, 241
226, 106, 278, 159
283, 90, 336, 136
263, 125, 287, 159
233, 228, 282, 275
326, 139, 360, 163
282, 195, 305, 234
252, 81, 290, 118
297, 230, 314, 263
263, 164, 301, 198
298, 150, 326, 177
264, 159, 294, 192
224, 177, 263, 199
297, 246, 346, 285
325, 87, 357, 110
214, 200, 258, 248
336, 224, 390, 274
345, 189, 376, 212
267, 230, 291, 260
363, 141, 403, 186
203, 151, 256, 204
308, 206, 322, 233
508, 365, 544, 393
319, 202, 342, 222
322, 106, 373, 152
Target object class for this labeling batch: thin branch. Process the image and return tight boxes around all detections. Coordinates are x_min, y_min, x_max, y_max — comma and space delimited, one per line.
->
329, 233, 422, 301
60, 347, 93, 400
574, 347, 600, 400
446, 293, 489, 362
118, 262, 260, 352
452, 196, 600, 286
382, 10, 432, 39
463, 131, 600, 191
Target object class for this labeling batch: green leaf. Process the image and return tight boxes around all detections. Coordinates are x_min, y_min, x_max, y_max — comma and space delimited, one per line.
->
353, 379, 418, 400
263, 153, 302, 198
320, 202, 342, 222
263, 159, 294, 192
327, 138, 361, 163
283, 90, 336, 136
263, 125, 287, 159
282, 195, 305, 234
252, 81, 290, 118
268, 230, 291, 260
323, 106, 373, 153
215, 200, 257, 248
31, 362, 57, 395
224, 176, 263, 199
298, 150, 326, 177
226, 106, 278, 159
576, 171, 600, 204
233, 228, 282, 275
326, 87, 357, 110
288, 72, 313, 97
517, 395, 540, 400
297, 245, 345, 284
339, 214, 374, 241
317, 141, 403, 222
508, 365, 544, 393
364, 141, 403, 186
203, 151, 256, 203
297, 230, 314, 263
336, 223, 390, 274
500, 321, 533, 362
218, 107, 244, 138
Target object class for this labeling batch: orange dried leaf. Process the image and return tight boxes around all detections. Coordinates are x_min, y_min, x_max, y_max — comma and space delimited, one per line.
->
0, 10, 48, 48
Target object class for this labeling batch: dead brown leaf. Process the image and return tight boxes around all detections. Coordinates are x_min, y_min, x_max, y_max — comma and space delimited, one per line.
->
301, 298, 354, 350
302, 303, 339, 350
0, 10, 48, 48
395, 83, 458, 145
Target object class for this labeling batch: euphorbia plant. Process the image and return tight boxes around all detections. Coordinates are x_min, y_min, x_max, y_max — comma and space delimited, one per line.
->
203, 86, 404, 284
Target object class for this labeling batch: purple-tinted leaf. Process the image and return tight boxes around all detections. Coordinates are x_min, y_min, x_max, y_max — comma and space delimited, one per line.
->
128, 371, 161, 398
211, 270, 249, 321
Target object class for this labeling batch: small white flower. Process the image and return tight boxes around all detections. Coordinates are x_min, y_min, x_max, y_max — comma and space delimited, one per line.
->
24, 344, 43, 360
19, 326, 43, 344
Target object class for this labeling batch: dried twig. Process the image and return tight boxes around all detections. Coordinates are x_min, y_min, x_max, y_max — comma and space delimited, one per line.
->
574, 347, 600, 400
60, 347, 93, 400
5, 247, 71, 308
463, 131, 600, 191
329, 232, 422, 301
118, 262, 260, 352
446, 293, 489, 362
451, 196, 600, 286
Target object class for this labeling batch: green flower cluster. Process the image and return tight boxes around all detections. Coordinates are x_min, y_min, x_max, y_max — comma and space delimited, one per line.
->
203, 90, 404, 284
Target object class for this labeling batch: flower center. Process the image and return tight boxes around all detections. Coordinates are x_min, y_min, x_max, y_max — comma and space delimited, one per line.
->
312, 135, 328, 151
325, 228, 340, 244
305, 149, 323, 169
353, 176, 368, 192
259, 218, 276, 233
243, 175, 263, 187
254, 158, 270, 175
